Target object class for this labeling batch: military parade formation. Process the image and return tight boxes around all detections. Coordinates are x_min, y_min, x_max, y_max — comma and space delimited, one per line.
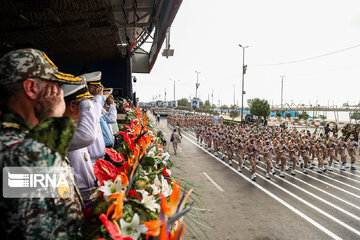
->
167, 114, 359, 181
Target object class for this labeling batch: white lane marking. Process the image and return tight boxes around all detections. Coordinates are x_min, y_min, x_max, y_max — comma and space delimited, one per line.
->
306, 160, 360, 184
255, 160, 360, 211
311, 160, 360, 180
189, 132, 360, 221
252, 162, 360, 221
202, 172, 224, 192
185, 132, 360, 199
181, 133, 343, 240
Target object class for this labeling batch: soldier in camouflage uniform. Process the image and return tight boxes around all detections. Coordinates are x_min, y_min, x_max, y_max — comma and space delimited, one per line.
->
346, 136, 357, 170
0, 49, 84, 239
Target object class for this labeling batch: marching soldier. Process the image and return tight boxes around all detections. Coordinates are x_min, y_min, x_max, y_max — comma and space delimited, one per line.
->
346, 136, 357, 170
246, 137, 258, 181
326, 138, 336, 171
337, 137, 347, 171
262, 139, 276, 179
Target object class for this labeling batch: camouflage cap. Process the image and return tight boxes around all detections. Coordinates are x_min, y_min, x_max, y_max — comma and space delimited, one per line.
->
0, 48, 83, 86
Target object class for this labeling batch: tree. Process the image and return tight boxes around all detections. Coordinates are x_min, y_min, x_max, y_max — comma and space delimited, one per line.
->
220, 105, 229, 110
247, 99, 254, 107
299, 113, 309, 120
249, 98, 270, 117
350, 112, 360, 123
319, 115, 327, 121
177, 98, 190, 107
229, 110, 240, 120
204, 100, 211, 106
285, 112, 291, 118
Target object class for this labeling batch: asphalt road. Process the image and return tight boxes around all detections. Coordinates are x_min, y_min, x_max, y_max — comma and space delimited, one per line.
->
154, 118, 360, 240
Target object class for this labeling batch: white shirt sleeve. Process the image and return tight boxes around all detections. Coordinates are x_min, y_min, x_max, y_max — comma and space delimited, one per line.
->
69, 100, 97, 151
101, 104, 117, 124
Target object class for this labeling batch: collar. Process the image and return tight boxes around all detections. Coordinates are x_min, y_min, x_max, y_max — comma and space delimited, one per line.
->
0, 109, 33, 132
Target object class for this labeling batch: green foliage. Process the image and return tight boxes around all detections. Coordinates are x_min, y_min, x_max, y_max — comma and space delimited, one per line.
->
178, 98, 190, 107
223, 119, 242, 125
276, 112, 281, 117
204, 100, 211, 106
350, 112, 360, 123
319, 115, 327, 120
247, 99, 254, 107
285, 112, 291, 118
320, 121, 326, 126
250, 98, 270, 117
220, 105, 229, 110
175, 106, 191, 111
299, 113, 309, 120
229, 110, 240, 120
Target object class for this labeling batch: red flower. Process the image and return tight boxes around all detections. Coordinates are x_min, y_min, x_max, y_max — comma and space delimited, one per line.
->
162, 166, 170, 178
93, 159, 121, 185
119, 131, 135, 151
105, 148, 125, 163
127, 190, 142, 200
99, 214, 133, 240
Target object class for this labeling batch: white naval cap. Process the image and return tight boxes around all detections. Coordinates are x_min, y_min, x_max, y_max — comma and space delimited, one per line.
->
81, 71, 103, 87
61, 83, 93, 101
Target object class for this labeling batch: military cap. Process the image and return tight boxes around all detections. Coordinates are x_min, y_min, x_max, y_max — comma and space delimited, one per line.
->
0, 48, 83, 86
61, 82, 93, 102
82, 71, 103, 87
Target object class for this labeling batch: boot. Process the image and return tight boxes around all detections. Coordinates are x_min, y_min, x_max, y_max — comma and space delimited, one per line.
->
266, 172, 270, 179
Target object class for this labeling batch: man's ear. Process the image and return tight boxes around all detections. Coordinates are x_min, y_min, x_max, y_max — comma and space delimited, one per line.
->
22, 78, 41, 100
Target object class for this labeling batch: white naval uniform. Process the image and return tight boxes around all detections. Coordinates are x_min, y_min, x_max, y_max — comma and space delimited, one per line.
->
67, 100, 97, 199
88, 95, 106, 165
102, 103, 117, 136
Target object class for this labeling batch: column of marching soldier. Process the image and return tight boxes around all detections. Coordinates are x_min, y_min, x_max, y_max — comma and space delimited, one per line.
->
167, 115, 358, 181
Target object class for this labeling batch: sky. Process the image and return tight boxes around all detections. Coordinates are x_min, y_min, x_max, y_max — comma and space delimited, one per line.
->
134, 0, 360, 108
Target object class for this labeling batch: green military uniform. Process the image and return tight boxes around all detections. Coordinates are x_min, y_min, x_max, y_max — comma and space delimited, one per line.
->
0, 111, 83, 239
0, 49, 84, 239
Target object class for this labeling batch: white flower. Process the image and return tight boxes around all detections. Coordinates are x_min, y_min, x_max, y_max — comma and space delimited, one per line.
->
152, 175, 172, 198
137, 190, 160, 212
98, 176, 124, 200
162, 152, 170, 161
150, 183, 160, 195
120, 213, 148, 240
161, 175, 172, 197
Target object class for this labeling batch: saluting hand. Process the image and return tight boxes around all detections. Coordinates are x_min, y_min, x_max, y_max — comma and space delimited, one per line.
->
35, 83, 65, 119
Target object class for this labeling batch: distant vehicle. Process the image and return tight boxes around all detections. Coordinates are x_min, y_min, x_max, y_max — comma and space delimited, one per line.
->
245, 114, 256, 123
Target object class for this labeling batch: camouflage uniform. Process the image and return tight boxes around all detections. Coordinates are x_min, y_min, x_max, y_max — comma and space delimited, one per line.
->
0, 111, 83, 239
0, 49, 84, 239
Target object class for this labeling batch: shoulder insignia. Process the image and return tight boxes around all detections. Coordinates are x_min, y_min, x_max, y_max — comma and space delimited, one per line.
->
2, 122, 21, 129
4, 139, 23, 147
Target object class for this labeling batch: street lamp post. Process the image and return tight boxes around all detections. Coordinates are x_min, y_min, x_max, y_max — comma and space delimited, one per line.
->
280, 75, 285, 111
239, 44, 249, 122
170, 79, 180, 106
195, 71, 200, 99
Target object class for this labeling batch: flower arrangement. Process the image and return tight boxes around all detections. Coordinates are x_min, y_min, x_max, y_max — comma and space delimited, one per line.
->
82, 107, 193, 240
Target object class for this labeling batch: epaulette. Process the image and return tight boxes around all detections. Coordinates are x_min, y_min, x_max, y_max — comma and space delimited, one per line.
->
1, 122, 21, 130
